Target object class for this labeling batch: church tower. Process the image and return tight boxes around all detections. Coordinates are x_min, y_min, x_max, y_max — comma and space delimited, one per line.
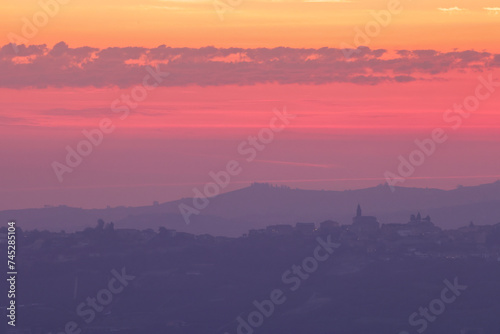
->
352, 204, 379, 233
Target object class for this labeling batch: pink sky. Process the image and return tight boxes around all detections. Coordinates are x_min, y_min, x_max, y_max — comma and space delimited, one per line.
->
1, 65, 500, 209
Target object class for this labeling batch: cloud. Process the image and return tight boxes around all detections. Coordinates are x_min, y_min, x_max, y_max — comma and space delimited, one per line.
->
304, 0, 351, 2
254, 159, 337, 168
0, 115, 36, 125
0, 42, 498, 88
484, 7, 500, 14
437, 7, 466, 12
40, 107, 172, 118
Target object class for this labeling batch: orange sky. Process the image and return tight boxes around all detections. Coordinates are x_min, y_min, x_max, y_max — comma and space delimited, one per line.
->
2, 0, 500, 50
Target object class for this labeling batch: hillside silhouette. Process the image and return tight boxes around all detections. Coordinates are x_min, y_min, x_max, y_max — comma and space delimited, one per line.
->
2, 181, 500, 236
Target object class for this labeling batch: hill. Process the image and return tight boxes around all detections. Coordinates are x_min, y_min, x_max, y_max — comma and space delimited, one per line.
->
2, 181, 500, 236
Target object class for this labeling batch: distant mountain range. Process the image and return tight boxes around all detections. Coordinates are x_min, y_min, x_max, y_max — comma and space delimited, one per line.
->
2, 181, 500, 236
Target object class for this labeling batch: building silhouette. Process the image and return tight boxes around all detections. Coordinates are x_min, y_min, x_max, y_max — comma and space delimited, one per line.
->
352, 204, 379, 230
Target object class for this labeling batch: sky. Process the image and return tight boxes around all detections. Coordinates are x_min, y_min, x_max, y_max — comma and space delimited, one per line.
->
1, 0, 500, 210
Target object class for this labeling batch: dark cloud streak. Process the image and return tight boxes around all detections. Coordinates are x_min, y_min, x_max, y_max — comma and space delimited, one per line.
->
0, 42, 498, 88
